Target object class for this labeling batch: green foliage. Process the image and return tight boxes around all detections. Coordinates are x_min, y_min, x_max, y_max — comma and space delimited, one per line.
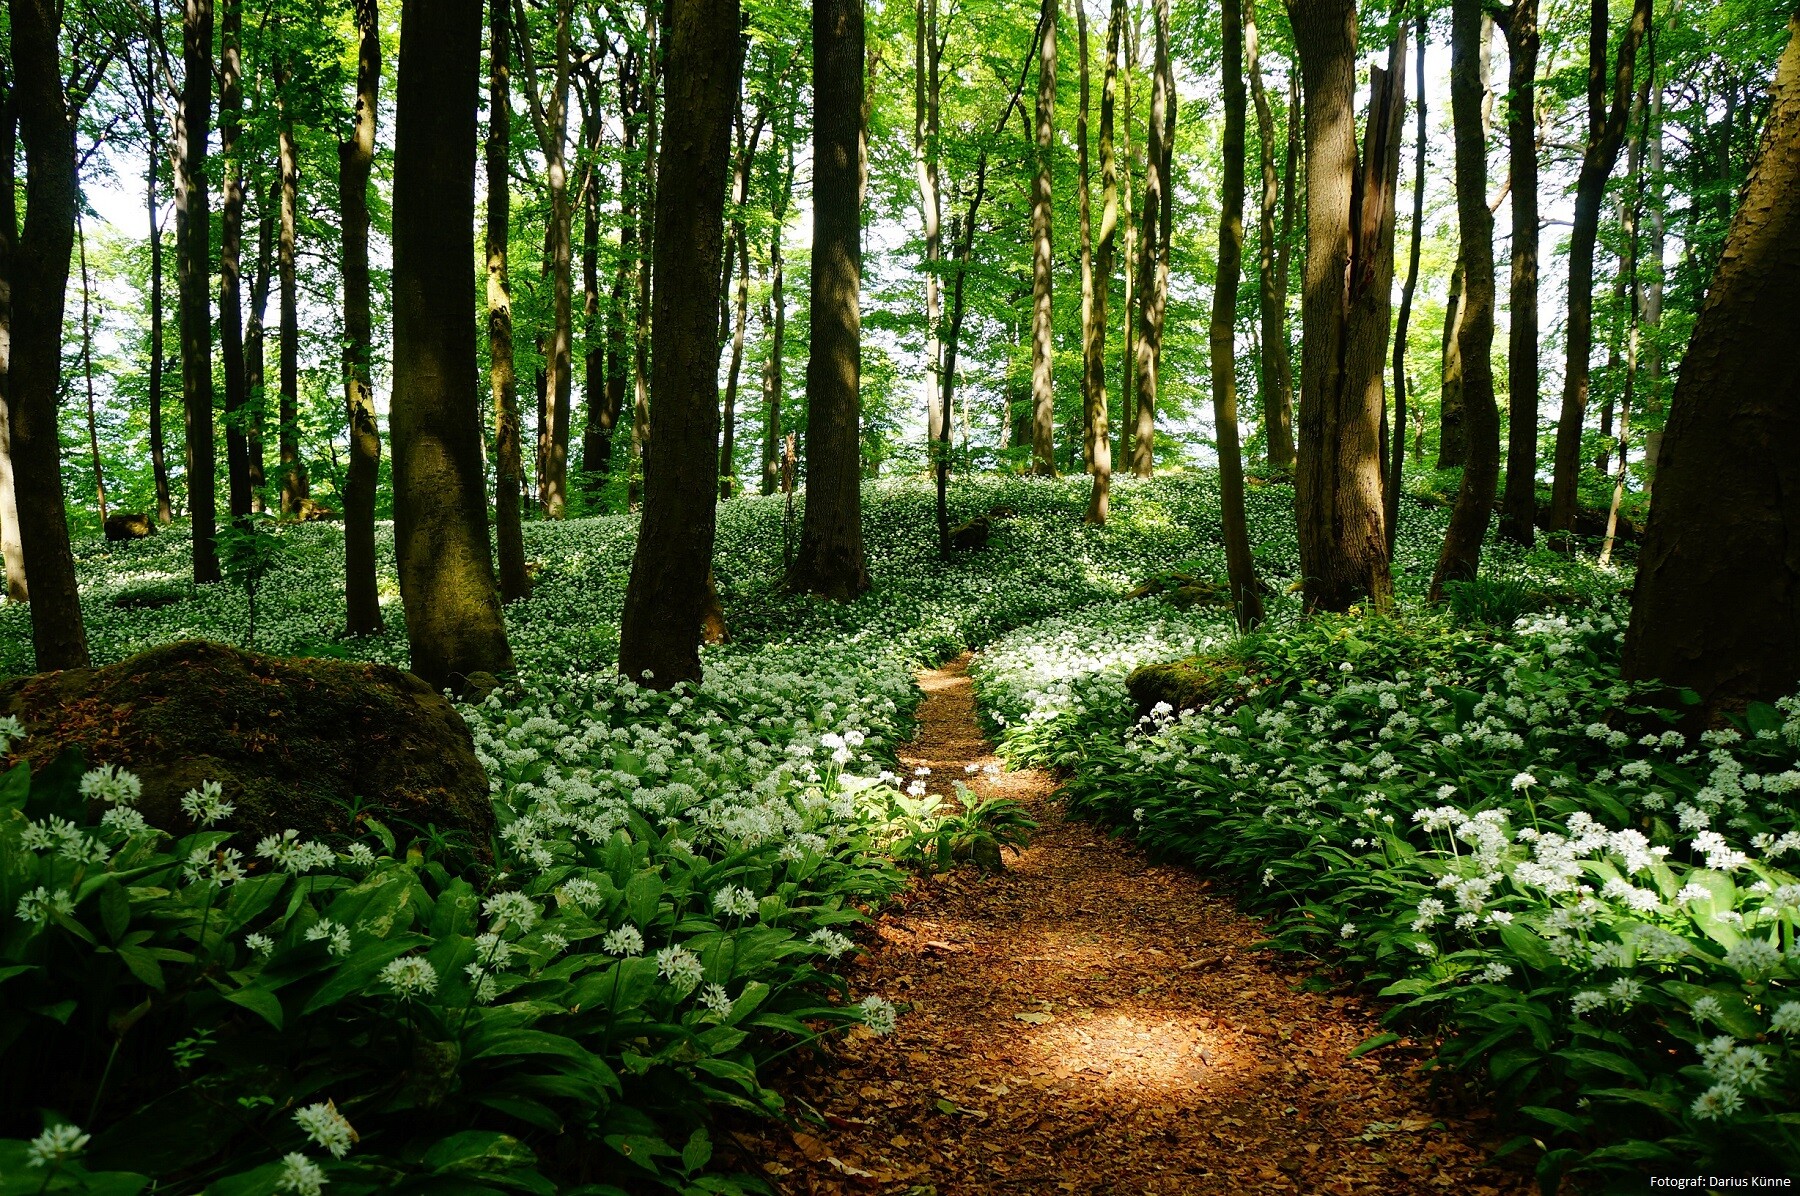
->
886, 783, 1038, 874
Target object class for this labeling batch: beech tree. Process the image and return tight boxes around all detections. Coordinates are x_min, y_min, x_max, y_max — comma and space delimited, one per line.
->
1082, 0, 1119, 525
1027, 0, 1055, 475
1497, 0, 1541, 546
341, 0, 384, 636
390, 0, 514, 690
1623, 13, 1800, 713
488, 0, 530, 604
178, 0, 220, 583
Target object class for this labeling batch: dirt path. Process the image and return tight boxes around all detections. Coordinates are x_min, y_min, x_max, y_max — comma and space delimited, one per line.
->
748, 656, 1530, 1195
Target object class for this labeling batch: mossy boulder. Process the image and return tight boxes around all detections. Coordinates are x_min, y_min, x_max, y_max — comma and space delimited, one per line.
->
1125, 654, 1244, 718
0, 640, 494, 856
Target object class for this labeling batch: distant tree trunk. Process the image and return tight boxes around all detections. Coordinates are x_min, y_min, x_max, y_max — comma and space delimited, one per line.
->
629, 9, 661, 511
1275, 69, 1299, 458
594, 59, 635, 486
487, 0, 529, 603
762, 143, 795, 496
277, 66, 306, 516
1437, 259, 1465, 467
220, 0, 252, 523
1076, 0, 1094, 474
1547, 0, 1652, 545
1600, 78, 1646, 570
1250, 12, 1295, 474
1497, 0, 1540, 545
1429, 0, 1499, 599
0, 79, 25, 601
1212, 0, 1263, 629
1287, 0, 1400, 612
1028, 0, 1057, 475
1622, 13, 1800, 715
720, 224, 750, 498
341, 0, 384, 635
1387, 6, 1425, 553
1084, 0, 1118, 525
790, 0, 869, 599
77, 219, 107, 524
1639, 20, 1666, 495
915, 0, 943, 450
618, 0, 742, 684
1118, 40, 1136, 471
1131, 0, 1171, 478
7, 0, 90, 664
579, 96, 620, 485
390, 0, 515, 690
141, 120, 175, 527
246, 187, 274, 514
179, 0, 221, 582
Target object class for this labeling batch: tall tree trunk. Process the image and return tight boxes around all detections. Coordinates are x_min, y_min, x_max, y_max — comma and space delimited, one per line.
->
1250, 7, 1295, 474
1639, 18, 1666, 495
391, 0, 514, 690
1622, 12, 1800, 715
579, 99, 616, 486
1429, 0, 1499, 599
762, 142, 795, 496
1437, 259, 1465, 467
1387, 5, 1425, 553
246, 186, 274, 514
790, 0, 869, 598
144, 124, 174, 527
220, 0, 252, 522
1286, 0, 1400, 612
596, 58, 637, 486
0, 79, 27, 600
915, 0, 943, 450
1497, 0, 1540, 545
277, 66, 306, 516
629, 8, 661, 511
1084, 0, 1119, 524
1131, 0, 1171, 478
1274, 68, 1299, 463
1601, 74, 1647, 569
179, 0, 221, 582
721, 223, 750, 498
1118, 36, 1136, 471
77, 218, 107, 524
7, 0, 90, 663
1212, 0, 1263, 628
1547, 0, 1652, 545
1076, 0, 1094, 474
618, 0, 743, 684
487, 0, 529, 602
1027, 0, 1057, 475
341, 0, 384, 635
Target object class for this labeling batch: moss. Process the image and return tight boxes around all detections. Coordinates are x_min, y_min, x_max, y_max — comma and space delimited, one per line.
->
1126, 653, 1245, 718
0, 639, 494, 859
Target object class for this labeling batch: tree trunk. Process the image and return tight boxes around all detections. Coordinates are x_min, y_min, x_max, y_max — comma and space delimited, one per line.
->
1639, 18, 1666, 495
0, 79, 26, 601
721, 223, 750, 499
618, 0, 743, 684
1497, 0, 1540, 545
1274, 68, 1299, 465
7, 0, 90, 664
1118, 38, 1136, 472
1547, 0, 1652, 545
1212, 0, 1263, 628
1028, 0, 1057, 475
143, 122, 174, 527
629, 8, 661, 512
1286, 0, 1399, 612
579, 98, 617, 486
595, 59, 636, 486
246, 186, 274, 514
1387, 7, 1425, 553
1076, 0, 1094, 475
915, 0, 943, 450
77, 219, 107, 524
762, 143, 795, 496
1084, 0, 1119, 524
277, 67, 306, 516
341, 0, 384, 635
1428, 0, 1499, 600
1622, 13, 1800, 715
1437, 259, 1465, 467
1250, 12, 1295, 474
220, 0, 252, 522
487, 0, 529, 603
179, 0, 221, 582
1131, 0, 1171, 478
391, 0, 514, 689
790, 0, 869, 599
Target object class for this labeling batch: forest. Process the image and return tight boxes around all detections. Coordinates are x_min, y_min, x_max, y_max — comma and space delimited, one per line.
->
0, 0, 1798, 1189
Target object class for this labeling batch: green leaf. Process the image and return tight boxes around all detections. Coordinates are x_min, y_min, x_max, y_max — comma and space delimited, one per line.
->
1349, 1032, 1400, 1059
1520, 1105, 1589, 1135
680, 1127, 713, 1175
301, 935, 430, 1015
221, 983, 284, 1029
1499, 923, 1555, 972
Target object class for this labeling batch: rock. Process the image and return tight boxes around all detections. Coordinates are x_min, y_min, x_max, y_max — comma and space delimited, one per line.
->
1126, 654, 1244, 718
103, 513, 157, 543
1534, 500, 1638, 544
293, 498, 340, 523
0, 640, 494, 859
985, 504, 1019, 521
949, 515, 991, 551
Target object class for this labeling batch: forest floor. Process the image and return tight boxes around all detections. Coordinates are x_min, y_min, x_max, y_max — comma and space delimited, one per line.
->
739, 656, 1535, 1196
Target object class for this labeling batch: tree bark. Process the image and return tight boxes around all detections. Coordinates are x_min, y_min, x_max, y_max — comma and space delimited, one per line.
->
246, 185, 274, 514
391, 0, 515, 689
578, 91, 618, 487
1437, 258, 1465, 467
179, 0, 221, 582
488, 0, 529, 603
1084, 0, 1119, 524
220, 0, 252, 522
1212, 0, 1263, 628
1639, 17, 1666, 494
629, 8, 661, 511
1428, 0, 1499, 600
1131, 0, 1171, 478
0, 77, 25, 601
1387, 6, 1425, 553
762, 141, 795, 496
915, 0, 943, 450
1028, 0, 1057, 475
593, 57, 636, 486
1547, 0, 1652, 545
719, 102, 765, 499
1249, 8, 1295, 474
1497, 0, 1540, 545
277, 63, 306, 516
77, 218, 107, 524
1622, 12, 1800, 714
790, 0, 869, 599
341, 0, 384, 635
7, 0, 90, 664
618, 0, 743, 684
1077, 0, 1094, 475
1286, 0, 1399, 612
